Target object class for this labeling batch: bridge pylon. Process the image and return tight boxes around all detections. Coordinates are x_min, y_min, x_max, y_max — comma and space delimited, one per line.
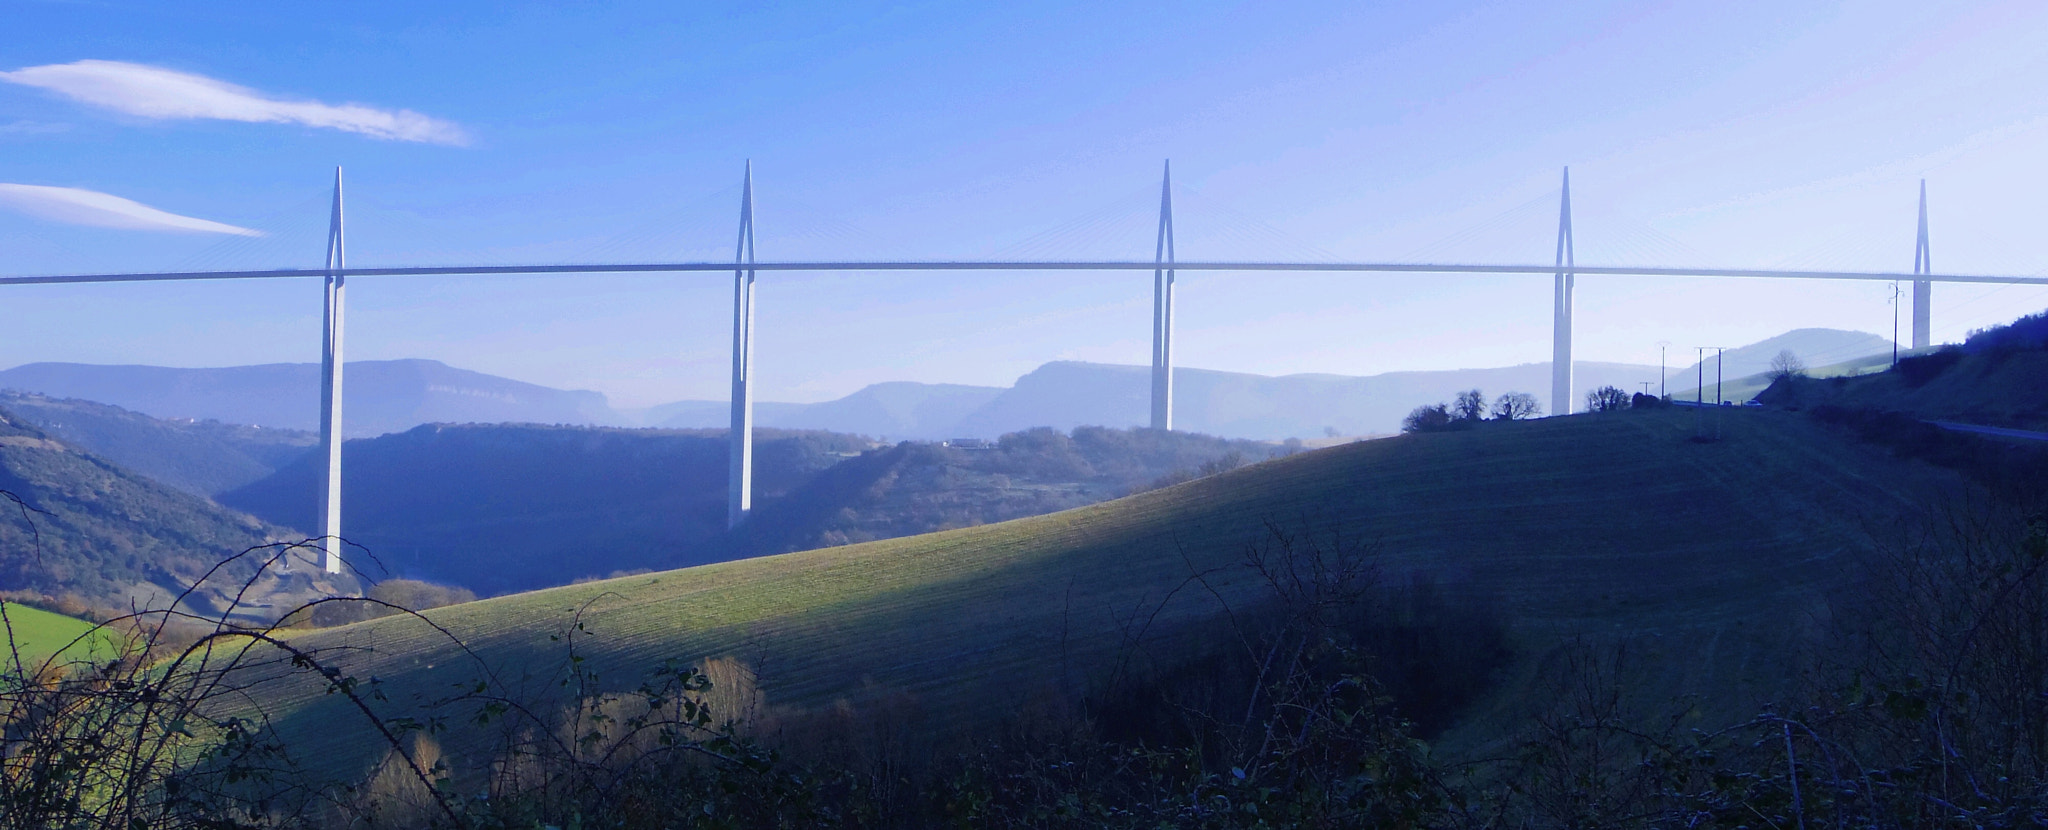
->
728, 162, 758, 529
1151, 161, 1176, 431
318, 168, 346, 574
1912, 180, 1932, 350
1550, 167, 1576, 417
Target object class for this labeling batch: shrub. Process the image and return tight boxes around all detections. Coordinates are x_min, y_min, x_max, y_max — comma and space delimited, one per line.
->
1585, 385, 1630, 412
1893, 346, 1964, 387
1401, 403, 1455, 433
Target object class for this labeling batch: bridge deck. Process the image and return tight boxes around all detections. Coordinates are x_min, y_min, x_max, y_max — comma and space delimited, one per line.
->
3, 261, 2044, 286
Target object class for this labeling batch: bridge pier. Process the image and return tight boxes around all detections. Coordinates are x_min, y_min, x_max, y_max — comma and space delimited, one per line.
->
1912, 180, 1932, 350
728, 163, 757, 529
318, 168, 346, 574
1151, 161, 1176, 431
1550, 167, 1575, 416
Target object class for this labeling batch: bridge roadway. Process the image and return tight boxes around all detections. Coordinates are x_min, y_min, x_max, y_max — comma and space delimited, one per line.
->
8, 255, 2037, 575
4, 260, 2047, 285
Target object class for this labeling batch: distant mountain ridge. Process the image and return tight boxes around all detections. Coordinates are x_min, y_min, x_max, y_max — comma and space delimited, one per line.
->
651, 360, 1666, 440
0, 359, 612, 438
3, 327, 1886, 442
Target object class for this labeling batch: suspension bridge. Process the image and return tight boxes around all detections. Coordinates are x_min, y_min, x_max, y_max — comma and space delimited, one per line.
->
1, 162, 2033, 575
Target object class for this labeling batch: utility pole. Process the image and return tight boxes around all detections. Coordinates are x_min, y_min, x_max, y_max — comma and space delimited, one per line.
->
1150, 160, 1176, 431
728, 162, 757, 529
1694, 346, 1706, 440
1715, 346, 1725, 440
1696, 347, 1705, 407
318, 167, 346, 574
1715, 347, 1724, 406
1890, 281, 1900, 367
1658, 341, 1670, 399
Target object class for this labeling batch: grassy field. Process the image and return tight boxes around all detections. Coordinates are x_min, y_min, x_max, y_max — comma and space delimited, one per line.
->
251, 407, 1962, 777
0, 602, 123, 668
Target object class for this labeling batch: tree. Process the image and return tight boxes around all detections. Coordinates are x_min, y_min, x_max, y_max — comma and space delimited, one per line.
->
1453, 389, 1487, 422
1767, 349, 1806, 382
1401, 403, 1454, 433
1584, 385, 1630, 413
1491, 392, 1542, 421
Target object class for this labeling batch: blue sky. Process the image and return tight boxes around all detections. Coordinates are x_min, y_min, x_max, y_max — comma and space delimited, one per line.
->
4, 1, 2047, 407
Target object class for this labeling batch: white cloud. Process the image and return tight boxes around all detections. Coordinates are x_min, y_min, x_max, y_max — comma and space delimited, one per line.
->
0, 120, 69, 135
0, 60, 468, 145
0, 184, 262, 236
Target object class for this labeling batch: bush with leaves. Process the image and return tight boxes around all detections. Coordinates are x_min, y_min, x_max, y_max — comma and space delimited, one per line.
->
1402, 403, 1456, 434
1584, 385, 1630, 413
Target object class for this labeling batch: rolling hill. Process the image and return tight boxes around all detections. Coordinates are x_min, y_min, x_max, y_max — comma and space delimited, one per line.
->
641, 381, 1006, 440
216, 423, 1278, 596
216, 425, 870, 595
0, 390, 315, 497
1760, 341, 2048, 431
0, 406, 354, 621
1669, 327, 1893, 390
251, 405, 1960, 778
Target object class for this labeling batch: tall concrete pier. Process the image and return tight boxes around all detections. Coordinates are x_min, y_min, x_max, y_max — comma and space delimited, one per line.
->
1550, 167, 1576, 417
1151, 161, 1177, 432
318, 168, 346, 573
1912, 180, 1932, 350
728, 163, 758, 529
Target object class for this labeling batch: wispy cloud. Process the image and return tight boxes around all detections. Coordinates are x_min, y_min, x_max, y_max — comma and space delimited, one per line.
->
0, 60, 468, 145
0, 120, 69, 135
0, 184, 262, 236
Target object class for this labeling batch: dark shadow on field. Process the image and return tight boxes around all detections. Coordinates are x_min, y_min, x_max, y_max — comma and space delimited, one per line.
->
249, 408, 1961, 785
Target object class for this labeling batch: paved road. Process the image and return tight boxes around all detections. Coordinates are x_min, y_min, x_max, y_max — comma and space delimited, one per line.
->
1928, 420, 2048, 442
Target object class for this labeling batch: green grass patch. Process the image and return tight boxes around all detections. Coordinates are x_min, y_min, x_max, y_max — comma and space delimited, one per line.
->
0, 602, 125, 669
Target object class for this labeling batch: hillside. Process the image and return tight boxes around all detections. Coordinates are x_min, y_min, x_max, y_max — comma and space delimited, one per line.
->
217, 425, 869, 595
254, 406, 1958, 777
1756, 310, 2048, 430
1763, 349, 2048, 431
0, 390, 314, 497
728, 426, 1284, 555
0, 359, 614, 438
1673, 350, 1902, 405
218, 423, 1278, 596
0, 407, 353, 620
1670, 327, 1893, 387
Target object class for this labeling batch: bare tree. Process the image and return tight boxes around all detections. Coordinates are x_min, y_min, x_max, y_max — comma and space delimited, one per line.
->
1491, 391, 1542, 421
1453, 389, 1487, 422
1584, 385, 1630, 413
1767, 349, 1806, 382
